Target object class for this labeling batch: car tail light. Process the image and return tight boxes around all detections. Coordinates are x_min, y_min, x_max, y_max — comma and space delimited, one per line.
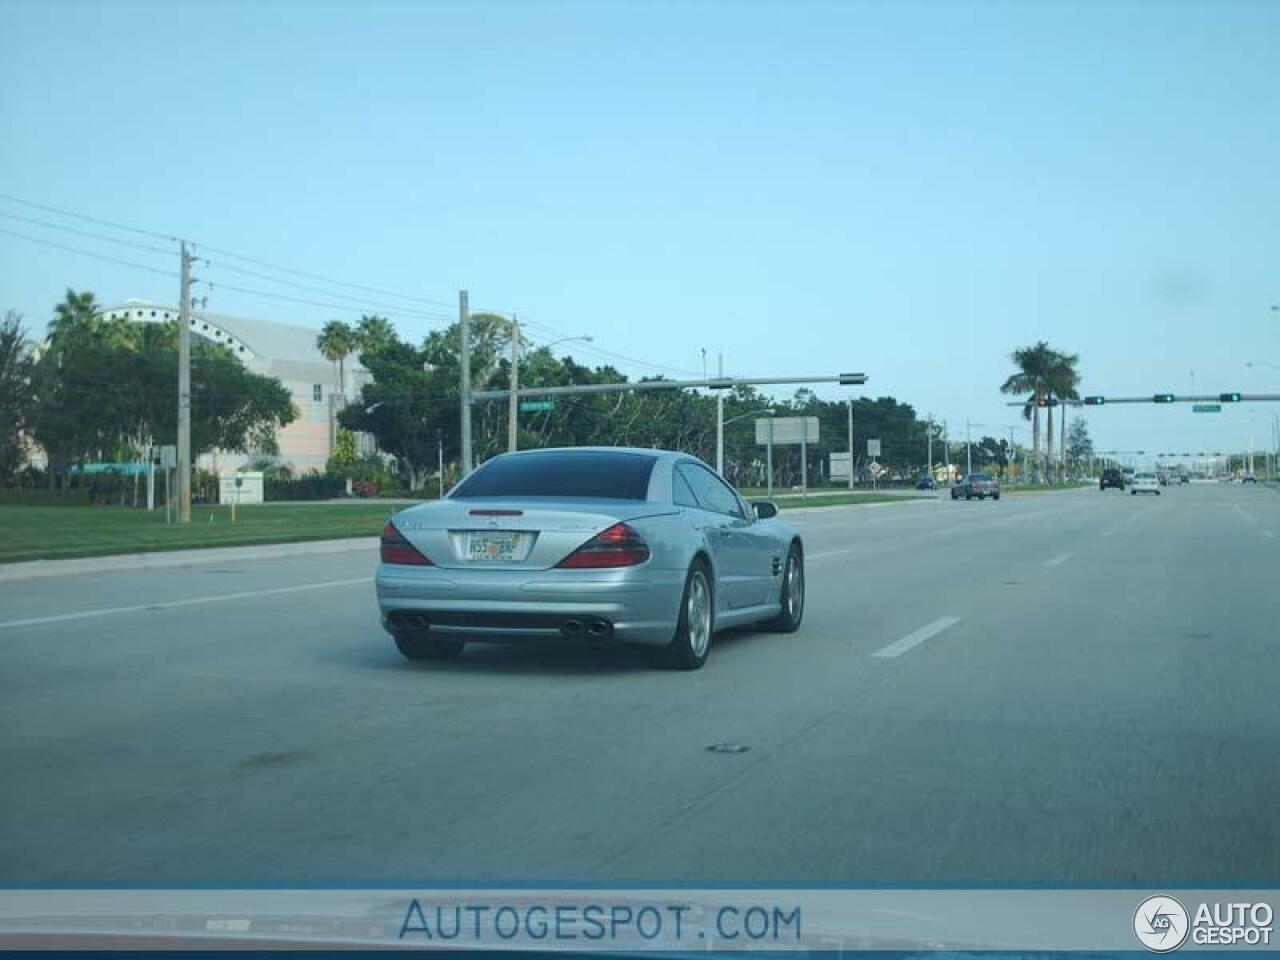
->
557, 522, 650, 569
380, 521, 433, 566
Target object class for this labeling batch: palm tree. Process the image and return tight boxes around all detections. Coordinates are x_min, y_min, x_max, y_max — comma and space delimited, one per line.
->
1000, 341, 1055, 482
1047, 350, 1081, 481
316, 320, 356, 397
49, 289, 100, 339
356, 314, 396, 353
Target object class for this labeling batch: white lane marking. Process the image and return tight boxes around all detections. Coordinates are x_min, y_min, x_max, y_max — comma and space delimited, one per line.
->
1044, 552, 1073, 567
1233, 505, 1259, 527
872, 616, 961, 658
808, 549, 855, 561
1102, 505, 1155, 537
0, 577, 373, 631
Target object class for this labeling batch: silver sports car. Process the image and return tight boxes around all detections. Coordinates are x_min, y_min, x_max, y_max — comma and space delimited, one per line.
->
376, 447, 805, 669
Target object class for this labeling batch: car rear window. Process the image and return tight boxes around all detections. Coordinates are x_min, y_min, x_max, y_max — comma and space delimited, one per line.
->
971, 474, 993, 481
450, 450, 657, 500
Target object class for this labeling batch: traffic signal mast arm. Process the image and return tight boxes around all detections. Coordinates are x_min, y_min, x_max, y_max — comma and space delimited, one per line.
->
473, 372, 868, 401
1009, 393, 1278, 407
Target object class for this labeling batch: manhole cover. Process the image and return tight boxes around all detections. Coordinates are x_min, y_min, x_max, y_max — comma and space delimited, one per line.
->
705, 743, 750, 754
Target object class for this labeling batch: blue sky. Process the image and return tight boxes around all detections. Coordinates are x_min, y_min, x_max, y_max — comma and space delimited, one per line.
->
2, 0, 1277, 462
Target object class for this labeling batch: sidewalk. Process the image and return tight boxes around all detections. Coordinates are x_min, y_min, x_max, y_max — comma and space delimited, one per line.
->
0, 536, 379, 583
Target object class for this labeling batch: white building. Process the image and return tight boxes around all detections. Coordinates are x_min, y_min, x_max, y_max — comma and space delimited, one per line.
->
103, 300, 373, 473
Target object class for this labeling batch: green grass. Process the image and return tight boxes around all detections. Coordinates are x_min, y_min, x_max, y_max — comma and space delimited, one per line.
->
0, 489, 935, 565
0, 502, 415, 564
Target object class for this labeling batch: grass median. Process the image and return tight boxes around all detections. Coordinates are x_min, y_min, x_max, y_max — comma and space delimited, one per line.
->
0, 491, 934, 565
0, 502, 417, 564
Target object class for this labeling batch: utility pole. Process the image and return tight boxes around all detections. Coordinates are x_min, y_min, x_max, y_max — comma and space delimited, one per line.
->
507, 315, 520, 453
847, 397, 854, 490
966, 419, 973, 476
926, 414, 933, 477
437, 429, 444, 499
459, 290, 473, 475
715, 353, 725, 475
177, 242, 193, 523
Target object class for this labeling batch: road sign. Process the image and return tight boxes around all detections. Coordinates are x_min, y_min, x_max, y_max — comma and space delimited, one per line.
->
869, 461, 886, 477
157, 445, 176, 469
1192, 403, 1222, 413
866, 438, 881, 457
519, 400, 555, 413
755, 416, 818, 445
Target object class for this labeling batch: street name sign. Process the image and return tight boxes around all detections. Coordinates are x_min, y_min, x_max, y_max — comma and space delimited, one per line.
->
1192, 403, 1222, 413
519, 400, 555, 413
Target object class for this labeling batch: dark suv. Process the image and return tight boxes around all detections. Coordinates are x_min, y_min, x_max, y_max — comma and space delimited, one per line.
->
1100, 468, 1125, 491
951, 473, 1000, 500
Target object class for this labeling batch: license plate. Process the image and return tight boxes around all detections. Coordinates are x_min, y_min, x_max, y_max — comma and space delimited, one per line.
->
467, 532, 525, 563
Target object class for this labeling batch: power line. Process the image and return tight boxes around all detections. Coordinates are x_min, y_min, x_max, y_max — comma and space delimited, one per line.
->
519, 316, 700, 376
0, 228, 178, 279
0, 212, 178, 257
203, 278, 453, 323
0, 193, 179, 242
0, 192, 457, 310
203, 259, 453, 323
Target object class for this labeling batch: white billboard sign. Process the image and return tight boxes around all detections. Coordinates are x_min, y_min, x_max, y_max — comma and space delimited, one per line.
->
755, 416, 819, 446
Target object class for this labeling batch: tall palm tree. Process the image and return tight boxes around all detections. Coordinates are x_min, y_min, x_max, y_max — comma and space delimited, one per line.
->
316, 320, 356, 397
1000, 341, 1055, 482
1048, 350, 1081, 481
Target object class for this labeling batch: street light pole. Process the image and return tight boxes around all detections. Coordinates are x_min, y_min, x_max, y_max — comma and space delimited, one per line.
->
507, 315, 520, 453
847, 398, 854, 490
927, 414, 933, 478
966, 419, 972, 476
459, 290, 473, 476
715, 353, 725, 475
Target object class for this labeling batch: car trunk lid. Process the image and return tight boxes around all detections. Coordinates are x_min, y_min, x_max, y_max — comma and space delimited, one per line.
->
388, 498, 675, 570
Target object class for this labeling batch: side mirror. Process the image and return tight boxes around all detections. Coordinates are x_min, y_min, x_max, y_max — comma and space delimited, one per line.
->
752, 500, 778, 520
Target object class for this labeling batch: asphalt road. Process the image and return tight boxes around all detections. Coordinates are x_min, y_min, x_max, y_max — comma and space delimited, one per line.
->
2, 482, 1277, 886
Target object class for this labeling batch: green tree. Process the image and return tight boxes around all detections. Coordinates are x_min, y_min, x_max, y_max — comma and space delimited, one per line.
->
28, 294, 297, 486
326, 428, 359, 478
316, 319, 357, 396
355, 314, 397, 353
1000, 341, 1056, 482
1047, 349, 1081, 482
0, 311, 35, 484
1066, 417, 1093, 471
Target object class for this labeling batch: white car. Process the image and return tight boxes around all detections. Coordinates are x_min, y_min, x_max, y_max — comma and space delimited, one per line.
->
1130, 472, 1161, 495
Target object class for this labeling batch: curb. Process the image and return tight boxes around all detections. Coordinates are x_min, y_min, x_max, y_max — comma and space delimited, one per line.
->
0, 537, 379, 583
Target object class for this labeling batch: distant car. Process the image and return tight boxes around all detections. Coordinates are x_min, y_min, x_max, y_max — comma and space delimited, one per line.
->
1156, 473, 1169, 487
1130, 472, 1161, 495
1179, 474, 1190, 484
915, 476, 936, 490
1100, 468, 1125, 491
1242, 475, 1258, 485
951, 473, 1000, 500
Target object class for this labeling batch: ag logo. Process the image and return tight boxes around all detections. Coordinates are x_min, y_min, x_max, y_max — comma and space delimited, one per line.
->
1134, 895, 1190, 952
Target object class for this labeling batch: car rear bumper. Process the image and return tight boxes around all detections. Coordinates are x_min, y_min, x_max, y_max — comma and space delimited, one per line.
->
375, 563, 686, 646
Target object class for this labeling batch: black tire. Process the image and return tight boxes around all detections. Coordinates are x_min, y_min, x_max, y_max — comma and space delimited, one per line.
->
992, 493, 1000, 501
764, 542, 805, 633
1131, 490, 1136, 496
966, 492, 973, 500
666, 560, 713, 671
394, 632, 465, 661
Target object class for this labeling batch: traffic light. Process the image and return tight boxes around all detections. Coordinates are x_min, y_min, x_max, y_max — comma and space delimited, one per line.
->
1035, 396, 1059, 407
1219, 392, 1242, 402
1084, 396, 1105, 405
839, 372, 868, 385
1153, 393, 1175, 403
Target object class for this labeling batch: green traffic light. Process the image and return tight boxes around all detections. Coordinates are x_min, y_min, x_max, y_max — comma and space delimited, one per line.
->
1219, 392, 1242, 402
1084, 396, 1105, 405
1153, 394, 1175, 403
